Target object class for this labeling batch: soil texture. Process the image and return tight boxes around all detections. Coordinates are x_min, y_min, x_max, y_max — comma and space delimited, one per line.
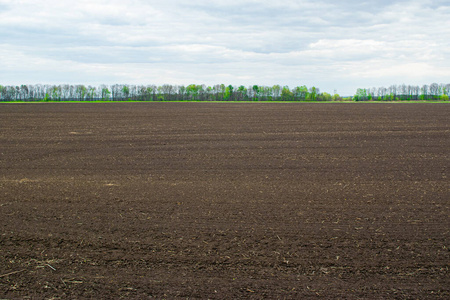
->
1, 103, 449, 298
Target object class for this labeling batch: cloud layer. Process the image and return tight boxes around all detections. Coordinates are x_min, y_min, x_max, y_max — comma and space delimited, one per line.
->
1, 0, 449, 95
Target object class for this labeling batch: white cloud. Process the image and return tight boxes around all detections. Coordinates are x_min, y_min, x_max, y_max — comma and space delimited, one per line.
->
0, 0, 449, 95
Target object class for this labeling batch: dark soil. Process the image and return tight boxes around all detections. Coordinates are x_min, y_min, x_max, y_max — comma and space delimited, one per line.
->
1, 103, 449, 299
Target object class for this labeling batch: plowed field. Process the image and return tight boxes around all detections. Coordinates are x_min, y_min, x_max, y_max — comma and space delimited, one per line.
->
1, 103, 449, 299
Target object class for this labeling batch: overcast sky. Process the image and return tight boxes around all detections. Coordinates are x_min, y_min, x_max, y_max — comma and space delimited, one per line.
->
1, 0, 449, 95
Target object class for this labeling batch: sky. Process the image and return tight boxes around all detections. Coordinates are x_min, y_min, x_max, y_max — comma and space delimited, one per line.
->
0, 0, 449, 96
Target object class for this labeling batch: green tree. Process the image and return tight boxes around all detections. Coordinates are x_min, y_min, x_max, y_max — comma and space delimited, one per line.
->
122, 85, 130, 100
0, 85, 5, 101
252, 85, 259, 101
320, 92, 332, 101
87, 86, 96, 101
332, 93, 342, 101
237, 85, 247, 101
186, 84, 198, 101
219, 84, 226, 101
205, 86, 213, 101
101, 87, 111, 100
307, 86, 318, 101
156, 86, 164, 101
353, 88, 368, 101
272, 85, 281, 100
293, 85, 308, 100
224, 85, 234, 100
281, 86, 293, 101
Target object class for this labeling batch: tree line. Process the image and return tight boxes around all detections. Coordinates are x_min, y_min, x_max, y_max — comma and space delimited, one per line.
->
0, 83, 342, 102
0, 83, 448, 102
354, 83, 450, 101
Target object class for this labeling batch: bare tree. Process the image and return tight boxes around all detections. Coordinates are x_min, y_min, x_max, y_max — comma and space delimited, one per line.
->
421, 84, 429, 100
429, 83, 439, 99
272, 85, 281, 100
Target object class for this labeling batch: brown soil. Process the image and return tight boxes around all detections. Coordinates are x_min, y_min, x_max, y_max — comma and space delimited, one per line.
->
0, 103, 449, 299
